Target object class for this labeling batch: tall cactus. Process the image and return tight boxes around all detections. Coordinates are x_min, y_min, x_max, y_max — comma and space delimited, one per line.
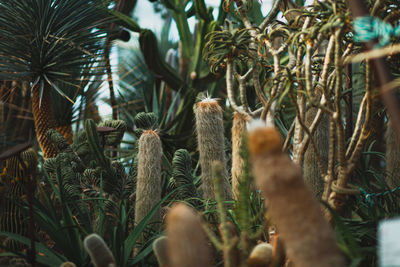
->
166, 203, 213, 267
247, 124, 346, 267
195, 98, 232, 200
83, 233, 116, 267
231, 112, 247, 199
134, 130, 162, 225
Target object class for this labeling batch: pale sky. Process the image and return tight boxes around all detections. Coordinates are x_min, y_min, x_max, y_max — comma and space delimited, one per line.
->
99, 0, 276, 118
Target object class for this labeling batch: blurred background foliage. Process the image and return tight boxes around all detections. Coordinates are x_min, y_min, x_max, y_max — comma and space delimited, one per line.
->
1, 0, 400, 266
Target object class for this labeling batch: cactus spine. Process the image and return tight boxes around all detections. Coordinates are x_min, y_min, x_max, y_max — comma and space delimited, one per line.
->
83, 233, 116, 267
135, 130, 162, 224
248, 124, 346, 267
195, 98, 232, 200
166, 203, 213, 267
231, 112, 247, 199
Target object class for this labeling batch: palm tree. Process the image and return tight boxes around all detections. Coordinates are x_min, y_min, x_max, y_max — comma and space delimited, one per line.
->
0, 0, 108, 158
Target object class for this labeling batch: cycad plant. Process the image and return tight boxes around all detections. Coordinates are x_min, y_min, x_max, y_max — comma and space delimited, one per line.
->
0, 0, 108, 158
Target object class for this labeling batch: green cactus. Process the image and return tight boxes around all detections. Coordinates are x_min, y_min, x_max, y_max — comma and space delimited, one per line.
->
44, 119, 133, 235
139, 30, 184, 91
98, 120, 127, 147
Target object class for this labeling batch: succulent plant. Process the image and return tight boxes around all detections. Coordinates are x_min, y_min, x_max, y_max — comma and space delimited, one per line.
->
135, 130, 163, 225
166, 203, 213, 267
247, 124, 346, 267
83, 233, 116, 267
195, 98, 232, 200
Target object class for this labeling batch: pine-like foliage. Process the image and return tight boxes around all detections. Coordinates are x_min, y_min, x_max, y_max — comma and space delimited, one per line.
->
169, 149, 201, 206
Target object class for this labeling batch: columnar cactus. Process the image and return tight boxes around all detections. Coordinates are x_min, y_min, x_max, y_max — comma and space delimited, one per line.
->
166, 203, 213, 267
83, 233, 116, 267
247, 123, 346, 267
231, 112, 247, 199
152, 236, 168, 267
135, 130, 162, 225
195, 98, 232, 200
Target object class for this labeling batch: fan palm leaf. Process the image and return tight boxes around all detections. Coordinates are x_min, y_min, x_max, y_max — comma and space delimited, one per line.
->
0, 0, 109, 158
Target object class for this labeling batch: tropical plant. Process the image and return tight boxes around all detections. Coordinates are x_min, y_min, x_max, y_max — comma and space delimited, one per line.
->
0, 0, 109, 157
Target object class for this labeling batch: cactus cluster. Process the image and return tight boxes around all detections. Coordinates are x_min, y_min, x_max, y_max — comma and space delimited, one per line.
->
149, 117, 346, 267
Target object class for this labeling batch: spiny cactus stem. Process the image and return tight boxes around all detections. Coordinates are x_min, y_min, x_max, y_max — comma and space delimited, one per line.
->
16, 154, 36, 267
212, 161, 235, 267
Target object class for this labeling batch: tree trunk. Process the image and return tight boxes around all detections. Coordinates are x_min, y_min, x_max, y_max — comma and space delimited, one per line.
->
31, 83, 57, 158
303, 108, 329, 198
385, 119, 400, 188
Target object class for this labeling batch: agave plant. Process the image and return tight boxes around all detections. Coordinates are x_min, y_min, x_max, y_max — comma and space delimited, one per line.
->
0, 0, 108, 158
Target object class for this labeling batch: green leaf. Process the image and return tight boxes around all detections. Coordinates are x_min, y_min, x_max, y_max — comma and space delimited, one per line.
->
0, 232, 67, 266
110, 10, 141, 33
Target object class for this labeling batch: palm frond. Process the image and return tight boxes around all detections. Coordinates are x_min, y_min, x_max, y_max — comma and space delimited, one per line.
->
0, 0, 109, 88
